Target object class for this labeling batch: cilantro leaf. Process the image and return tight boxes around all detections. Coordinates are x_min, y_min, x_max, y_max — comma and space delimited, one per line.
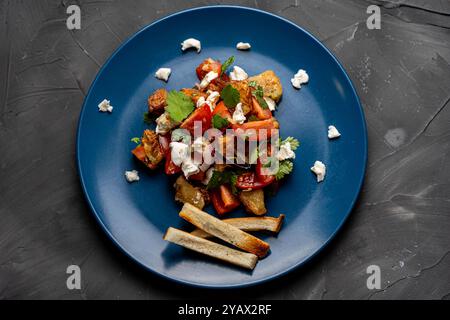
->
275, 160, 294, 180
165, 90, 195, 122
221, 56, 235, 75
212, 114, 230, 130
220, 85, 240, 108
130, 137, 141, 144
282, 137, 300, 150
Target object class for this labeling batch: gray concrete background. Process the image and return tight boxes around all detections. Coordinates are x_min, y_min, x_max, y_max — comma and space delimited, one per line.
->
0, 0, 449, 299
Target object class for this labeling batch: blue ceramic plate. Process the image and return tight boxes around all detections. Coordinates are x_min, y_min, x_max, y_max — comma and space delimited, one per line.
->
77, 6, 367, 288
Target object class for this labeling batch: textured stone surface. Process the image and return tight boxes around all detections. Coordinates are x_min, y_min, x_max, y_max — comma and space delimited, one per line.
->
0, 0, 449, 299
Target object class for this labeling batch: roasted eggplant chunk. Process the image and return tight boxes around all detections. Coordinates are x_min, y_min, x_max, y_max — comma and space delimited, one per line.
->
239, 189, 267, 215
174, 176, 209, 209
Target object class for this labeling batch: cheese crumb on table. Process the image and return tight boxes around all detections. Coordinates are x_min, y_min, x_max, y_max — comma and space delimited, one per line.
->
236, 42, 251, 50
291, 69, 309, 89
328, 125, 341, 139
98, 99, 113, 113
311, 161, 326, 182
181, 38, 201, 53
124, 170, 140, 183
155, 68, 171, 82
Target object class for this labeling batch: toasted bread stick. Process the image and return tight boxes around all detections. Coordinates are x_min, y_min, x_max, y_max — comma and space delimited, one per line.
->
179, 203, 270, 258
163, 227, 258, 270
191, 215, 285, 239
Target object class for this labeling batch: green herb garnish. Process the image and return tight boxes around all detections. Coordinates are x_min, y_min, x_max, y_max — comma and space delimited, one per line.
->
275, 160, 294, 180
207, 170, 239, 194
247, 115, 259, 122
212, 114, 230, 130
130, 137, 141, 144
165, 90, 195, 122
220, 85, 240, 108
221, 56, 235, 76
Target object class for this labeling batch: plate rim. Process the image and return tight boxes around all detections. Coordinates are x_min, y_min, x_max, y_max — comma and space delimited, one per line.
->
76, 5, 368, 289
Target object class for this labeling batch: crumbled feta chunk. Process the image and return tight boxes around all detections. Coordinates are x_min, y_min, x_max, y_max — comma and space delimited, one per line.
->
311, 161, 326, 182
229, 66, 248, 81
232, 102, 246, 124
264, 97, 276, 111
196, 96, 206, 108
328, 125, 341, 139
196, 91, 220, 111
155, 67, 171, 82
199, 71, 218, 89
206, 91, 220, 105
202, 167, 215, 185
276, 142, 296, 161
98, 99, 113, 113
156, 112, 177, 135
182, 158, 200, 178
169, 142, 190, 166
124, 170, 139, 183
181, 38, 201, 53
291, 69, 309, 89
236, 42, 251, 50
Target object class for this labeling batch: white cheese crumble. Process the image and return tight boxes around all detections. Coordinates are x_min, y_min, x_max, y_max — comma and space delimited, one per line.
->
229, 66, 248, 81
156, 112, 177, 135
124, 170, 140, 183
291, 69, 309, 89
155, 67, 171, 82
169, 142, 190, 166
202, 167, 215, 185
196, 91, 220, 111
264, 97, 276, 111
181, 38, 201, 53
206, 91, 220, 105
311, 161, 326, 182
182, 159, 200, 178
196, 96, 206, 108
232, 102, 246, 124
199, 71, 218, 89
98, 99, 113, 113
328, 125, 341, 139
276, 142, 296, 161
236, 42, 251, 50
